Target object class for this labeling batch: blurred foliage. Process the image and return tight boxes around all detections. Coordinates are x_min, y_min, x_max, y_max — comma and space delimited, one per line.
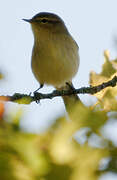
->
0, 72, 3, 80
90, 50, 117, 111
1, 51, 117, 179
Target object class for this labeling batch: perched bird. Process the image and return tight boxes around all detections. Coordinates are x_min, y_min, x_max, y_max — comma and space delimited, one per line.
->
23, 12, 81, 112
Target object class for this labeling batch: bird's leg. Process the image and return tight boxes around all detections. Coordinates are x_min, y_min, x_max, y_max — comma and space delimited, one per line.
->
66, 82, 75, 91
33, 84, 44, 103
34, 84, 44, 93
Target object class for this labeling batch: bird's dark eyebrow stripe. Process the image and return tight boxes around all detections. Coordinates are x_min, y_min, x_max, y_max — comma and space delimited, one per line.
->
33, 18, 59, 23
43, 19, 59, 23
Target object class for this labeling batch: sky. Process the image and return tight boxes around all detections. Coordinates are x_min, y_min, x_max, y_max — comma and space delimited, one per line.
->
0, 1, 117, 179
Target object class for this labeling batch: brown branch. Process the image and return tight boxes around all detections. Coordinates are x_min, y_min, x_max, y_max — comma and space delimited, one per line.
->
0, 75, 117, 104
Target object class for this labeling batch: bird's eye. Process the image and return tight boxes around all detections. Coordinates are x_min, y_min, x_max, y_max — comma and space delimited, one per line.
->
41, 19, 48, 23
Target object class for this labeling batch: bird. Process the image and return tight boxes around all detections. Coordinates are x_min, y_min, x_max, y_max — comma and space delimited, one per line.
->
23, 12, 81, 112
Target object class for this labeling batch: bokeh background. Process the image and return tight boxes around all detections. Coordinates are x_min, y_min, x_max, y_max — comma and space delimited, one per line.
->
0, 1, 117, 179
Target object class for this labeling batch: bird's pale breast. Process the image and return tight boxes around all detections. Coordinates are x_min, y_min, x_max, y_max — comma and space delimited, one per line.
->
31, 33, 79, 88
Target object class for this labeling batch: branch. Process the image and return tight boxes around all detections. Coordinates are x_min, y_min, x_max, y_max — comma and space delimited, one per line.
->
0, 75, 117, 104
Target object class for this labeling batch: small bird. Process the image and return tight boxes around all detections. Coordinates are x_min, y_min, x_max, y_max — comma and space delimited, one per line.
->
23, 12, 80, 111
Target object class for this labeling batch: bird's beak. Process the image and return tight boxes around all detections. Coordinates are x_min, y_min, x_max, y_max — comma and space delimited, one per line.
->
22, 19, 32, 23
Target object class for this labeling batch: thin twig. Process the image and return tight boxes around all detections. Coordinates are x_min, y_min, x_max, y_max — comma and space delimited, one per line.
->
0, 75, 117, 104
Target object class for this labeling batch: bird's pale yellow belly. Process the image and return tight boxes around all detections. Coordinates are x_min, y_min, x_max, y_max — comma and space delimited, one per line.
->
31, 36, 79, 88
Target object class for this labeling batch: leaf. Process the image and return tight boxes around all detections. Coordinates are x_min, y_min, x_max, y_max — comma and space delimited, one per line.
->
90, 50, 117, 111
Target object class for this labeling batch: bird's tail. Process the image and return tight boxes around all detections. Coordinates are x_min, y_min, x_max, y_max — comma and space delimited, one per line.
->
56, 82, 82, 114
